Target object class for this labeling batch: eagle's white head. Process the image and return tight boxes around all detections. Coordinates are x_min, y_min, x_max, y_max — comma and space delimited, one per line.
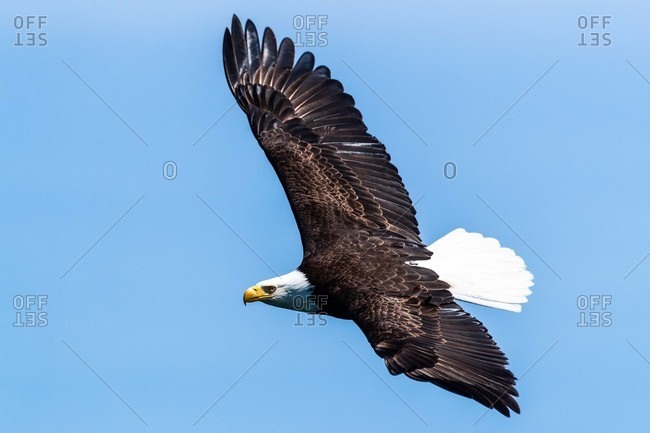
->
243, 270, 317, 312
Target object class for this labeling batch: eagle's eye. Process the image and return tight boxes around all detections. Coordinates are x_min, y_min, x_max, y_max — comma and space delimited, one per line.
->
267, 286, 277, 294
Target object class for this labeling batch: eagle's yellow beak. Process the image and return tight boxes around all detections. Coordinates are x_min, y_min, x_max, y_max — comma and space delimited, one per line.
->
243, 285, 269, 304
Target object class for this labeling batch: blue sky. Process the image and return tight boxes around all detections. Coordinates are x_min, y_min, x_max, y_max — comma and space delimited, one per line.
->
2, 0, 650, 432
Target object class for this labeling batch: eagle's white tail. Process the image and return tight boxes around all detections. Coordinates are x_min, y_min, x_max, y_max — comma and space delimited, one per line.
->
417, 228, 534, 312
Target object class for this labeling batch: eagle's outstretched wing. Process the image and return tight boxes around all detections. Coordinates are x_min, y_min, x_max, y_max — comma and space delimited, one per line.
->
224, 16, 520, 416
223, 16, 427, 259
344, 279, 520, 417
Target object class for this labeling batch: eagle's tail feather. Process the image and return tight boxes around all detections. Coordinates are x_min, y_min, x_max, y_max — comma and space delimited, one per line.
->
419, 228, 534, 312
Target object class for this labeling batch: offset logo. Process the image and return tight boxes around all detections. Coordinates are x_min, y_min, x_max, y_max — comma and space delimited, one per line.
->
293, 295, 328, 327
577, 15, 612, 47
13, 15, 48, 47
577, 295, 612, 327
293, 15, 328, 47
13, 295, 48, 327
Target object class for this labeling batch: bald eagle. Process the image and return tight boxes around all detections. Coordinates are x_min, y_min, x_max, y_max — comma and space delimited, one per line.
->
223, 16, 533, 417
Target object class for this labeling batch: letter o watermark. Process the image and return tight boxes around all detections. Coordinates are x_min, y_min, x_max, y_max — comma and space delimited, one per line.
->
163, 161, 177, 180
443, 161, 457, 179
